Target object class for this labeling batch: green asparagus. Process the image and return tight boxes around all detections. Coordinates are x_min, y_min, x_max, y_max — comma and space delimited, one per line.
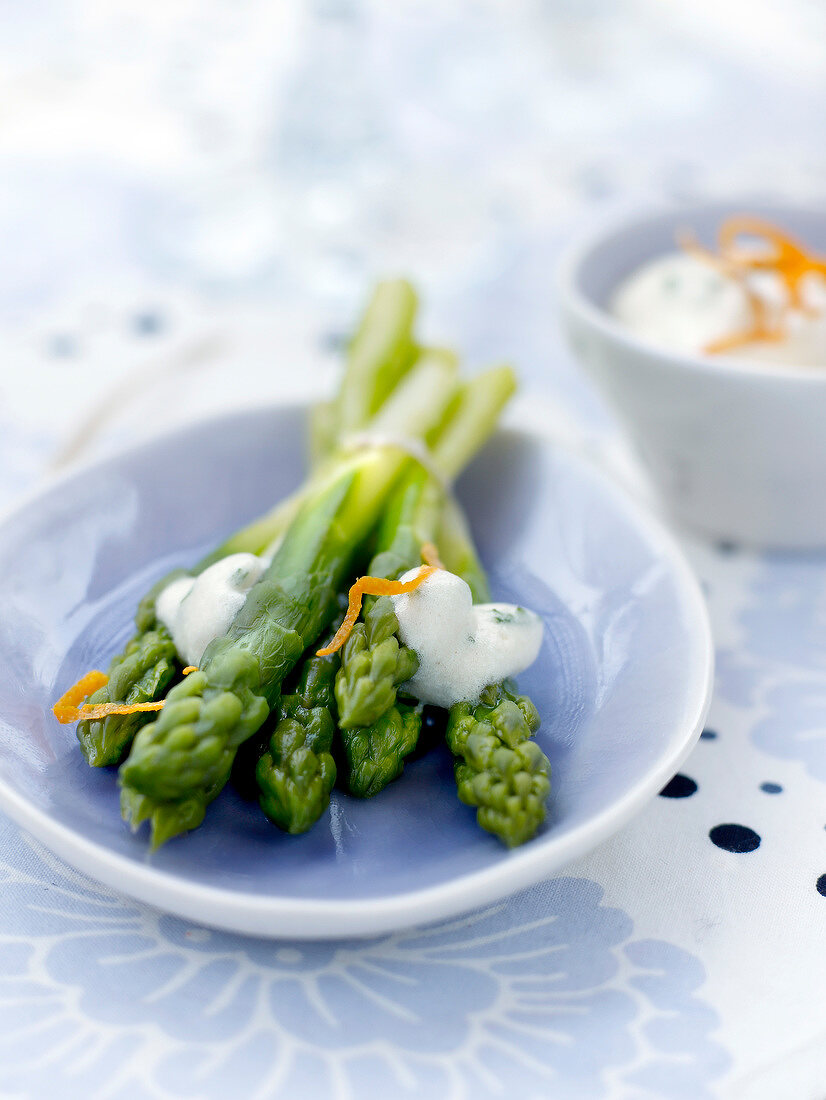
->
446, 679, 549, 847
439, 503, 551, 847
366, 465, 444, 584
335, 595, 419, 729
435, 493, 490, 603
120, 759, 232, 850
256, 651, 339, 833
336, 279, 419, 436
340, 700, 422, 798
77, 626, 178, 767
329, 460, 444, 794
331, 367, 518, 792
77, 496, 302, 769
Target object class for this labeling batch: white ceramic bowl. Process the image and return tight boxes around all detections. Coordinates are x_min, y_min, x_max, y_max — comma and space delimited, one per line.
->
558, 201, 826, 549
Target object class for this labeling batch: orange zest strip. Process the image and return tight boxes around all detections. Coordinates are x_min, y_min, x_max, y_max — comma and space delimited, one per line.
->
317, 565, 438, 657
677, 229, 740, 279
53, 669, 166, 724
52, 671, 109, 723
75, 700, 165, 722
182, 666, 198, 675
703, 320, 783, 355
703, 282, 782, 355
680, 215, 826, 354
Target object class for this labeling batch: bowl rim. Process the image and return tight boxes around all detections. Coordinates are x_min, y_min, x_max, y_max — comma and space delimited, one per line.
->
0, 401, 714, 939
557, 198, 826, 384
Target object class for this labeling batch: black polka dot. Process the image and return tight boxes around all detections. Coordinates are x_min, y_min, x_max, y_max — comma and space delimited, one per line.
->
709, 824, 761, 853
817, 874, 826, 897
760, 782, 782, 794
700, 729, 717, 740
659, 773, 697, 799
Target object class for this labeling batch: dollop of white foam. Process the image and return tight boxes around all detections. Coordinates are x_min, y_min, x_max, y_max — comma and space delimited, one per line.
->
391, 569, 543, 708
155, 552, 267, 667
610, 251, 826, 365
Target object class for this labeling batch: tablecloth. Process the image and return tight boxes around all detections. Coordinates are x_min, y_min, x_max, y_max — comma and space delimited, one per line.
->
1, 4, 825, 1098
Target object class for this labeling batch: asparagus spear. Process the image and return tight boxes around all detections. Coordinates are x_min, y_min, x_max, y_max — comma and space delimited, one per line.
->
335, 466, 442, 730
433, 490, 490, 603
336, 279, 419, 436
255, 651, 339, 833
120, 761, 232, 850
446, 678, 548, 848
330, 441, 451, 798
76, 627, 177, 767
76, 498, 300, 768
438, 498, 551, 848
426, 364, 516, 481
333, 367, 516, 733
336, 596, 419, 729
339, 700, 421, 798
310, 279, 418, 465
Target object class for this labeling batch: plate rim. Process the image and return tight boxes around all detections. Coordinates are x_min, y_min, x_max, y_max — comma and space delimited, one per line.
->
0, 402, 714, 939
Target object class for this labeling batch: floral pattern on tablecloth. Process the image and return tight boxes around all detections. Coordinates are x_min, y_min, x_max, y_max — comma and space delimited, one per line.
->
0, 820, 727, 1100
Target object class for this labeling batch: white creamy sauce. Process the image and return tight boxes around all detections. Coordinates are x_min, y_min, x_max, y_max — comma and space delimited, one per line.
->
155, 553, 268, 667
610, 252, 826, 365
392, 568, 543, 708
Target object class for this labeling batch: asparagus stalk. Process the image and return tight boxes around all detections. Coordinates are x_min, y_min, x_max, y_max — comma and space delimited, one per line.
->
435, 494, 490, 603
120, 761, 232, 850
339, 700, 422, 798
309, 278, 418, 468
336, 279, 419, 435
446, 679, 548, 848
428, 365, 516, 481
439, 502, 551, 848
255, 650, 339, 833
336, 595, 419, 730
332, 367, 516, 742
77, 502, 301, 768
335, 466, 442, 730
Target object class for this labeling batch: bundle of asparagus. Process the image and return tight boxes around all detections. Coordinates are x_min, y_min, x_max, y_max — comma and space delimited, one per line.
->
54, 280, 551, 849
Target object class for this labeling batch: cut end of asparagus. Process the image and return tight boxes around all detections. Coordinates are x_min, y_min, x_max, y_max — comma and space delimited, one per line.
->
338, 278, 420, 434
430, 364, 517, 482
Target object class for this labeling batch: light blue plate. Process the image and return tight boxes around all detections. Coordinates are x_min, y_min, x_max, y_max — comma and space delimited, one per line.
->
0, 405, 712, 938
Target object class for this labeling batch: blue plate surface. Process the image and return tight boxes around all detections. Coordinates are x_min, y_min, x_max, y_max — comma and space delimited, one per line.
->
0, 405, 712, 937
